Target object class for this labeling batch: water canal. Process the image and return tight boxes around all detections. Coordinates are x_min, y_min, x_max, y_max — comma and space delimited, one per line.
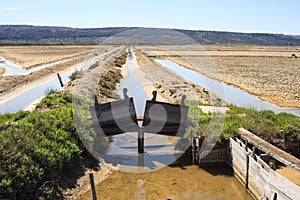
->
0, 48, 120, 114
155, 59, 300, 117
80, 49, 254, 200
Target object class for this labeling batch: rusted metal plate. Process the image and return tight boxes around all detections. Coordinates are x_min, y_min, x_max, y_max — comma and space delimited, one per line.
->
142, 100, 189, 136
91, 97, 138, 136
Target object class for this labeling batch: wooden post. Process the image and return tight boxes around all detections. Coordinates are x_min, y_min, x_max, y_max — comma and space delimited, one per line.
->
244, 140, 248, 151
245, 140, 249, 189
279, 130, 286, 147
233, 130, 236, 140
89, 173, 97, 200
251, 147, 256, 158
297, 130, 300, 153
226, 139, 230, 164
138, 129, 144, 153
57, 73, 63, 87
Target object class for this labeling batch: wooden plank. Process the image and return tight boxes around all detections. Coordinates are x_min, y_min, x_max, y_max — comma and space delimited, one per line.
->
248, 156, 267, 199
239, 128, 300, 172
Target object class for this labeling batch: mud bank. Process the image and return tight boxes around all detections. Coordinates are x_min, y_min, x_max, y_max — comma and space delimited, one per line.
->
0, 45, 104, 69
61, 47, 128, 198
145, 46, 300, 108
133, 49, 227, 106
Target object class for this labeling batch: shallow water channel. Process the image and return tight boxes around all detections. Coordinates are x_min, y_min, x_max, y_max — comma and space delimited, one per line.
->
109, 50, 178, 172
155, 59, 300, 117
80, 163, 253, 200
0, 48, 119, 114
1, 55, 83, 76
81, 50, 254, 199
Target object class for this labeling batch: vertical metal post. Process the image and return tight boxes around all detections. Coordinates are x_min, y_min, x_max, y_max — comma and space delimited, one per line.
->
138, 129, 144, 153
89, 173, 97, 200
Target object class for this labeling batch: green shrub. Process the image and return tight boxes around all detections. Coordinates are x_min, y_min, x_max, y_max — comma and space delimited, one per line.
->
36, 92, 72, 109
0, 92, 81, 199
186, 103, 300, 140
69, 69, 82, 81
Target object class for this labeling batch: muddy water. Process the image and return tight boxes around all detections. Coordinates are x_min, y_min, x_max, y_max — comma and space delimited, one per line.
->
80, 164, 253, 200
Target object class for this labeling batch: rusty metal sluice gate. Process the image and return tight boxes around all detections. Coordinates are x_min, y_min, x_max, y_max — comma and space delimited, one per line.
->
90, 89, 188, 154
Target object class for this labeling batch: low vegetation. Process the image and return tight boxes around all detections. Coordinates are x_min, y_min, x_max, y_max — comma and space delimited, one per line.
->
186, 103, 300, 157
0, 91, 82, 199
2, 25, 300, 45
68, 69, 83, 81
0, 51, 127, 198
98, 52, 127, 98
0, 76, 299, 199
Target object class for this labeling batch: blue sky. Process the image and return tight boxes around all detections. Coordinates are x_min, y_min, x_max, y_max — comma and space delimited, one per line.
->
0, 0, 299, 35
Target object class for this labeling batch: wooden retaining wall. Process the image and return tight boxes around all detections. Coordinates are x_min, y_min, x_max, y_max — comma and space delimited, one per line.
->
228, 137, 300, 200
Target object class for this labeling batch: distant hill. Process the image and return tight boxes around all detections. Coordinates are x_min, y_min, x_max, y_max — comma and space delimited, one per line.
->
1, 25, 300, 45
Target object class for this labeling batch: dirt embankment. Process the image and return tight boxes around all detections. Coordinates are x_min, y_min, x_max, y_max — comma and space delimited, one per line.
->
0, 57, 86, 103
0, 65, 4, 75
133, 49, 227, 106
211, 56, 300, 108
61, 155, 112, 200
61, 47, 128, 199
147, 47, 300, 108
64, 48, 127, 102
0, 45, 104, 69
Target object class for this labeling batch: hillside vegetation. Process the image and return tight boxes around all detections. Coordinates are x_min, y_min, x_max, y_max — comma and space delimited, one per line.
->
1, 25, 300, 45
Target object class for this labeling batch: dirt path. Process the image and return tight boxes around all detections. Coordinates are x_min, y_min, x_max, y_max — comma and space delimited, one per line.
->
130, 51, 166, 102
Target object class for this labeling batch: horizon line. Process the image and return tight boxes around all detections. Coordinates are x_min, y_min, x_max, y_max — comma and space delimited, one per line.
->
1, 23, 299, 36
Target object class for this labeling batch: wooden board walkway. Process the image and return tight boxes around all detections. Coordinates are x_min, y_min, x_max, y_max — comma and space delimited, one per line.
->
239, 128, 300, 172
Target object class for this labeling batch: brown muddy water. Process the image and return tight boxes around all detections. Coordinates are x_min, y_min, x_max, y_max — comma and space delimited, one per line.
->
79, 163, 253, 200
